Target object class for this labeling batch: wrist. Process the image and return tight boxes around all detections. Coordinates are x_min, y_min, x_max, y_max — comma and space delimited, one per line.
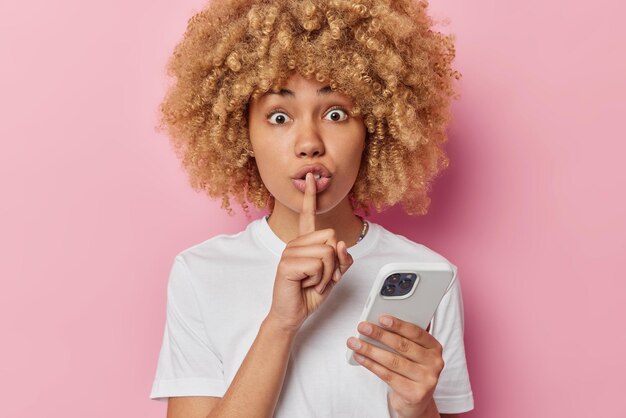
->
397, 397, 439, 418
420, 398, 440, 418
263, 313, 301, 338
424, 401, 440, 418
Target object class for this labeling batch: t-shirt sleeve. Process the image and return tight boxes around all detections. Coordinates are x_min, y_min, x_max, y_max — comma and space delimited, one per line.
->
149, 256, 227, 402
429, 264, 474, 413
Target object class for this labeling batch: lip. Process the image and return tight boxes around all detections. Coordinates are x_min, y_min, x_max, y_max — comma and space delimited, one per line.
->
292, 163, 332, 181
292, 176, 332, 194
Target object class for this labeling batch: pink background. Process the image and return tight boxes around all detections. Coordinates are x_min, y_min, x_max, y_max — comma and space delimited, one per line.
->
1, 0, 623, 416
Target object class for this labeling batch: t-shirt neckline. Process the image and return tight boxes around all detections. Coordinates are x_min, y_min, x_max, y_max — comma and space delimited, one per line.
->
253, 214, 379, 260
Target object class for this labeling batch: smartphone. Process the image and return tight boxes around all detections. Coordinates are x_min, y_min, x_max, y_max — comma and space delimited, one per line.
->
346, 262, 455, 366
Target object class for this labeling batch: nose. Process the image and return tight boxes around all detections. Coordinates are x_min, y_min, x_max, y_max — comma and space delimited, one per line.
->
294, 118, 325, 158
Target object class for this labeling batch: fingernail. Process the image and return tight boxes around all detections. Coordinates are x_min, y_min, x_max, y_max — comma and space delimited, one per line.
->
333, 267, 342, 282
316, 283, 325, 294
359, 323, 372, 335
379, 316, 393, 327
348, 337, 361, 349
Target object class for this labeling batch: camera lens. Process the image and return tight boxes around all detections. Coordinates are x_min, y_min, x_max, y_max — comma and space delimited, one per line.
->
387, 274, 401, 285
382, 284, 396, 296
399, 279, 412, 290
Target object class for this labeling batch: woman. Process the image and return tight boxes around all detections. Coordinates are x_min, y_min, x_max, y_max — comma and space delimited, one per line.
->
150, 1, 473, 416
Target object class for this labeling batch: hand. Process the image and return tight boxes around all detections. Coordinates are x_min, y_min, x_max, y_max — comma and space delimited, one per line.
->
267, 172, 354, 332
346, 315, 444, 418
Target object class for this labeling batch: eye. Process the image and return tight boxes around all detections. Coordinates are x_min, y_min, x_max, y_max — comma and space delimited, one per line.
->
324, 107, 349, 122
267, 110, 291, 125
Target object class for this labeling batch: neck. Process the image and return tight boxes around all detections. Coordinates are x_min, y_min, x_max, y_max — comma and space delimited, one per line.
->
267, 196, 366, 248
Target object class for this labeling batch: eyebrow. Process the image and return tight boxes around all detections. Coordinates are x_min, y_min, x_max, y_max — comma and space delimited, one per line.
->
267, 85, 333, 97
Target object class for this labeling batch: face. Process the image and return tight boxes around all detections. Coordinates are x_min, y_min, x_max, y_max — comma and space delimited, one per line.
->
248, 72, 366, 216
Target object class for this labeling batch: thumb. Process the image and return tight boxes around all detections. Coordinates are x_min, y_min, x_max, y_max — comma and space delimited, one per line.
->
335, 240, 353, 277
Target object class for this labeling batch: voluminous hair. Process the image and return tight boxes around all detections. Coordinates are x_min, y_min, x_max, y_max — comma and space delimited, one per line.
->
158, 0, 461, 217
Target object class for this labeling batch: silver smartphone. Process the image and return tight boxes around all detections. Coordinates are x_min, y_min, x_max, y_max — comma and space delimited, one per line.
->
346, 262, 455, 365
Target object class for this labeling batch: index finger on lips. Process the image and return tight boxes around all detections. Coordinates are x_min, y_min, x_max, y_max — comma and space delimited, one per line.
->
298, 172, 316, 237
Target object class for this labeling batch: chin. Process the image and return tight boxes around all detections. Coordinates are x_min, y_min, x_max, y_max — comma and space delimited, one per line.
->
304, 192, 347, 215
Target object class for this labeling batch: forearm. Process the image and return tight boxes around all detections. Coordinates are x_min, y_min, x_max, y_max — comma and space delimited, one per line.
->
207, 316, 296, 418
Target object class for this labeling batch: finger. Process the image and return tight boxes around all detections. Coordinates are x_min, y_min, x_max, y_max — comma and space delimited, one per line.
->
347, 335, 420, 381
288, 228, 338, 248
347, 340, 428, 397
301, 276, 320, 288
355, 321, 426, 364
301, 260, 333, 288
312, 217, 339, 292
298, 172, 316, 236
293, 228, 338, 295
327, 241, 346, 285
315, 236, 338, 294
377, 315, 442, 352
315, 258, 337, 293
285, 245, 337, 288
352, 353, 432, 406
282, 257, 324, 284
335, 240, 353, 277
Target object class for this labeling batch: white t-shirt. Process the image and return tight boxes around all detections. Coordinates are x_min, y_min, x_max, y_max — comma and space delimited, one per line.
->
150, 216, 474, 415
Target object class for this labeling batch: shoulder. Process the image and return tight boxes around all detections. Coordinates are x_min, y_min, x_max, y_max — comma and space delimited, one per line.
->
373, 222, 458, 270
173, 220, 262, 277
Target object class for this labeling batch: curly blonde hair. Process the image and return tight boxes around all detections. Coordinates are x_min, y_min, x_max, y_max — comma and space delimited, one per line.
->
157, 0, 461, 218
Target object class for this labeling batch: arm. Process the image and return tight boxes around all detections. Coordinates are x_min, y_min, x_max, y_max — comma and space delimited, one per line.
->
418, 399, 461, 418
167, 315, 295, 418
191, 175, 351, 417
205, 316, 296, 418
166, 175, 354, 418
389, 396, 462, 418
167, 397, 220, 418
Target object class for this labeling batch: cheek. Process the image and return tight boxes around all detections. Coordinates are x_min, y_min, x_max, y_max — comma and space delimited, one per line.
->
348, 140, 365, 169
254, 149, 289, 182
255, 156, 277, 181
332, 146, 364, 189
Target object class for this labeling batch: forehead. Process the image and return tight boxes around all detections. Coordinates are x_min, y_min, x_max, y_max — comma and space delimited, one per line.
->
258, 72, 354, 103
262, 85, 333, 99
